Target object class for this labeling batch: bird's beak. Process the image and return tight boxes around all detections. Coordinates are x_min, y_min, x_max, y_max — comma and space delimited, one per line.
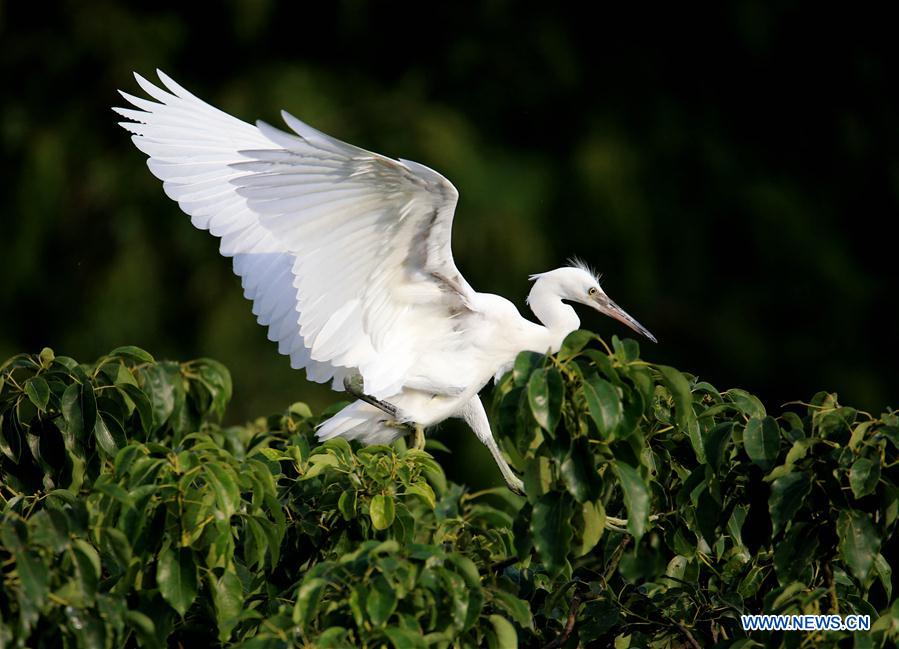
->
592, 295, 657, 343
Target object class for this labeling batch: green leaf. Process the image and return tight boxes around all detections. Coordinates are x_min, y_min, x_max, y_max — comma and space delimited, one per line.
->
24, 376, 50, 411
157, 546, 198, 617
583, 375, 622, 437
489, 614, 518, 649
114, 443, 143, 477
530, 492, 573, 575
61, 381, 97, 440
15, 550, 49, 608
512, 351, 543, 386
195, 358, 233, 418
491, 590, 532, 629
405, 482, 436, 509
579, 598, 621, 643
293, 577, 327, 629
118, 383, 154, 434
558, 329, 594, 360
338, 490, 357, 520
725, 388, 766, 418
370, 494, 396, 530
560, 438, 602, 503
522, 455, 553, 498
703, 421, 734, 472
874, 553, 892, 601
613, 461, 650, 540
527, 368, 563, 432
94, 412, 123, 455
849, 457, 880, 498
124, 611, 157, 648
366, 575, 397, 626
205, 462, 240, 519
209, 570, 243, 642
768, 471, 812, 536
385, 627, 427, 649
0, 408, 23, 462
744, 416, 780, 470
728, 505, 748, 547
617, 335, 642, 361
109, 345, 156, 363
102, 528, 133, 570
657, 366, 703, 462
575, 500, 605, 557
837, 510, 881, 583
72, 539, 100, 602
140, 364, 175, 430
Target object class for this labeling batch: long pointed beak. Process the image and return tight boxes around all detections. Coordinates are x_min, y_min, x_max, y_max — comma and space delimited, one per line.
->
594, 296, 657, 343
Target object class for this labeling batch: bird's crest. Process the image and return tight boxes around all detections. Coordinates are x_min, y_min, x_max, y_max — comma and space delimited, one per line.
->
528, 257, 603, 285
567, 256, 603, 285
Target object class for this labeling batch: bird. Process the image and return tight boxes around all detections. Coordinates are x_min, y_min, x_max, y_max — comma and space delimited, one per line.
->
114, 71, 656, 494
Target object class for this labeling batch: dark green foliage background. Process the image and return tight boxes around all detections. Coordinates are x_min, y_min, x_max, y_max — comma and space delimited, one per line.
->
1, 338, 897, 647
2, 3, 899, 496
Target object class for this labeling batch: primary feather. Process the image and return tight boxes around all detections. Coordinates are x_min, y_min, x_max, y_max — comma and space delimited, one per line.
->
115, 70, 473, 400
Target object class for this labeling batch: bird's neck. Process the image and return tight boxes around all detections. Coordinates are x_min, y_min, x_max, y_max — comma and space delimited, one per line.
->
526, 282, 580, 353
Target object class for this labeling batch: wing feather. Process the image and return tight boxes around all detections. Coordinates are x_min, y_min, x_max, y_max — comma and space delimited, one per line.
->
116, 71, 474, 397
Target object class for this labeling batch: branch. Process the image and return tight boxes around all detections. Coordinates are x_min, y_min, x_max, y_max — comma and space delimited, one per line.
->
673, 621, 702, 649
491, 556, 520, 573
541, 591, 581, 649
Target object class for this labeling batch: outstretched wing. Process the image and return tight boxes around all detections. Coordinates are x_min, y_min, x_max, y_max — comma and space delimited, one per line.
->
115, 70, 475, 397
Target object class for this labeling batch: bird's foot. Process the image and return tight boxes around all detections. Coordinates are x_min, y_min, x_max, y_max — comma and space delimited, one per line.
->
504, 473, 526, 496
343, 375, 398, 418
407, 424, 426, 451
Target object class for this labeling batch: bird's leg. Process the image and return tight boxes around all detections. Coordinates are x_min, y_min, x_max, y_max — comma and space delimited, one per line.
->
343, 376, 425, 447
343, 375, 398, 418
461, 395, 525, 495
408, 424, 426, 451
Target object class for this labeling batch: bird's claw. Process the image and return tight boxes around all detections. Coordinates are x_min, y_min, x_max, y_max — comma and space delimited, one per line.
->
407, 423, 426, 451
505, 474, 526, 496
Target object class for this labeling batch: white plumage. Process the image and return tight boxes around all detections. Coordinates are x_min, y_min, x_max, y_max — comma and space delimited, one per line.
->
116, 71, 655, 492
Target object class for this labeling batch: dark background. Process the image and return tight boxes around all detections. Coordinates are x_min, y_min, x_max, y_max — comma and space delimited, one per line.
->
2, 1, 897, 487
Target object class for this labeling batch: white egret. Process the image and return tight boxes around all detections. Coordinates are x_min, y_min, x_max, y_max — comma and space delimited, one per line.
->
115, 71, 656, 493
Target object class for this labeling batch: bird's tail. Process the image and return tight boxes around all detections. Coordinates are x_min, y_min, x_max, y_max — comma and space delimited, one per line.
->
315, 401, 407, 446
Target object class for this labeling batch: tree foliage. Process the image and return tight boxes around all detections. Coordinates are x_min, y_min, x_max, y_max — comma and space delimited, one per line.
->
0, 334, 897, 647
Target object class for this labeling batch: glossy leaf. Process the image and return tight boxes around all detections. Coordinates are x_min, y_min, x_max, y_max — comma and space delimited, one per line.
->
15, 551, 49, 608
370, 494, 396, 530
157, 546, 198, 617
575, 500, 605, 557
140, 364, 175, 430
837, 510, 881, 583
293, 577, 327, 630
744, 416, 781, 470
849, 457, 880, 498
560, 438, 602, 503
769, 471, 812, 536
583, 375, 622, 437
558, 329, 594, 360
24, 377, 50, 412
530, 492, 573, 575
489, 615, 518, 649
657, 366, 703, 463
613, 461, 650, 540
108, 346, 155, 363
527, 368, 563, 432
210, 570, 243, 642
366, 575, 397, 627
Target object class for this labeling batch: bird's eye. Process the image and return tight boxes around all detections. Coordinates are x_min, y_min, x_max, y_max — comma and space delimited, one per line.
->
588, 287, 598, 296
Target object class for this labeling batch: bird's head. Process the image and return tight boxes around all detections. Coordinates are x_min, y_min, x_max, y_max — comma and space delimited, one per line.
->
529, 260, 657, 343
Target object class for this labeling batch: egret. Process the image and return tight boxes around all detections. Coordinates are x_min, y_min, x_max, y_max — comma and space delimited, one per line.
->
115, 71, 656, 493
